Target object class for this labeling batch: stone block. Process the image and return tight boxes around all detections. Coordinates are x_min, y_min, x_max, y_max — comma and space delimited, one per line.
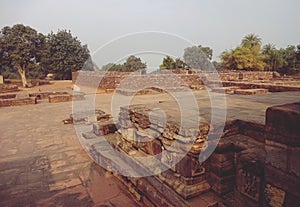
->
48, 94, 72, 103
264, 183, 286, 207
265, 102, 300, 146
209, 172, 235, 195
265, 143, 288, 172
93, 121, 117, 136
264, 165, 300, 198
0, 97, 37, 107
136, 139, 162, 156
284, 192, 300, 207
288, 146, 300, 177
176, 155, 205, 178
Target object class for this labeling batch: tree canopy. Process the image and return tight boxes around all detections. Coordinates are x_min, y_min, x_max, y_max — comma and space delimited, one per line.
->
0, 24, 47, 86
101, 55, 146, 72
44, 30, 90, 80
183, 45, 213, 70
159, 56, 186, 69
221, 34, 266, 71
0, 24, 91, 84
220, 33, 300, 73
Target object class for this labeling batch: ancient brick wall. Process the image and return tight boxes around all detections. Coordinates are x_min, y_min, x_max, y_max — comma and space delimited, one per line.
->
0, 97, 37, 107
72, 70, 276, 90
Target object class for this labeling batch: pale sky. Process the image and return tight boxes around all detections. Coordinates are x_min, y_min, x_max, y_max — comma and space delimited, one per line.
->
1, 0, 299, 69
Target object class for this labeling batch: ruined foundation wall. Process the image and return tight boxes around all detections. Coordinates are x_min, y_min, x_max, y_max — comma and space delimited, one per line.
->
83, 101, 300, 207
72, 71, 276, 90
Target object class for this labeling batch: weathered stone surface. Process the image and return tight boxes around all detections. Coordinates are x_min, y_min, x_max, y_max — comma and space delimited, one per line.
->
212, 86, 240, 94
264, 184, 286, 207
0, 96, 37, 107
93, 121, 117, 136
234, 88, 268, 95
48, 94, 72, 103
0, 84, 19, 93
265, 102, 300, 146
264, 165, 300, 198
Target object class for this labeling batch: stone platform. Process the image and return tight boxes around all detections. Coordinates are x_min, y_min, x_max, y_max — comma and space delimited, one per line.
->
1, 90, 300, 206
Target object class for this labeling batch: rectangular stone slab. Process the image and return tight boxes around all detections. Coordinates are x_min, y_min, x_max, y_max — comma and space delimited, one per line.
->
265, 102, 300, 146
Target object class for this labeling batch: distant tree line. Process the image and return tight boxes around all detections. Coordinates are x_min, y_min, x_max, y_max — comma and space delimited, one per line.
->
1, 24, 299, 88
0, 24, 91, 87
220, 34, 300, 75
102, 55, 146, 72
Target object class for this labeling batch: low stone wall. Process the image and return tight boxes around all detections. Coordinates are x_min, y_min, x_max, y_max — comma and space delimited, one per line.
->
4, 79, 50, 87
0, 84, 19, 93
0, 97, 37, 107
210, 80, 300, 92
234, 88, 269, 95
72, 71, 280, 93
48, 93, 85, 103
48, 94, 72, 103
0, 93, 17, 99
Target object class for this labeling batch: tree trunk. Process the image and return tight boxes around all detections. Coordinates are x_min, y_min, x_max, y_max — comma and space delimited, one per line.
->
16, 64, 27, 87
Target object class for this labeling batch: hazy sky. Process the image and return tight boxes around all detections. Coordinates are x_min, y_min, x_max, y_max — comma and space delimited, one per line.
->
1, 0, 299, 69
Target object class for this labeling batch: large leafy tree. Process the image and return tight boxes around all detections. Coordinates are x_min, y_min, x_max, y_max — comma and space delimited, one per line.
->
102, 55, 146, 72
262, 44, 284, 71
160, 56, 186, 69
183, 45, 213, 70
221, 34, 266, 70
45, 30, 90, 79
174, 58, 186, 69
221, 46, 266, 71
123, 55, 146, 72
0, 24, 47, 86
160, 56, 175, 69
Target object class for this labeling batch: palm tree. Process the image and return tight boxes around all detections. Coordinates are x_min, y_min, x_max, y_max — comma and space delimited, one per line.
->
262, 44, 276, 70
241, 33, 262, 49
262, 44, 284, 71
220, 49, 238, 70
262, 43, 276, 55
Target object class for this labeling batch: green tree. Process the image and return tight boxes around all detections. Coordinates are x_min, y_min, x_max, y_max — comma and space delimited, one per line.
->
283, 45, 297, 69
241, 33, 262, 49
81, 57, 96, 71
221, 34, 266, 71
199, 45, 213, 60
0, 24, 47, 86
212, 61, 223, 71
183, 45, 213, 70
221, 46, 266, 70
123, 55, 146, 72
45, 30, 90, 80
262, 44, 284, 71
296, 45, 300, 70
160, 56, 176, 69
174, 58, 186, 69
102, 63, 125, 71
102, 63, 115, 71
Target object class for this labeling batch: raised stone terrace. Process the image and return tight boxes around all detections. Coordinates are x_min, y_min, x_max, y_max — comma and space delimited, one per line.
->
1, 76, 300, 206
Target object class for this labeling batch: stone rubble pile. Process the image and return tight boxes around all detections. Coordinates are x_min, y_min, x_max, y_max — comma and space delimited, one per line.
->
76, 102, 300, 207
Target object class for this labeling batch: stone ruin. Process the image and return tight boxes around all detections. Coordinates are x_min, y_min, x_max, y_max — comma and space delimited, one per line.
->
0, 84, 19, 93
72, 70, 300, 96
0, 89, 85, 107
0, 92, 37, 107
70, 101, 300, 207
